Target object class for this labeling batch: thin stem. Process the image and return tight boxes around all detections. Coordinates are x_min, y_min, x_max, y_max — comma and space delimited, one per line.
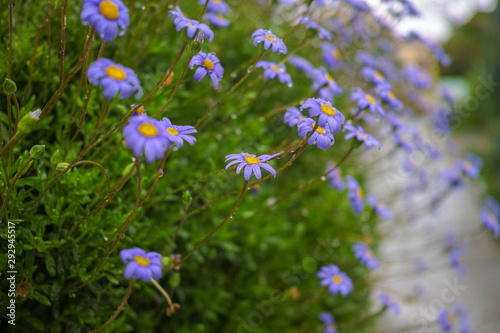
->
74, 160, 111, 192
195, 51, 265, 129
0, 157, 33, 221
7, 0, 13, 79
87, 279, 135, 333
59, 0, 69, 87
152, 55, 193, 117
150, 279, 173, 306
181, 180, 248, 263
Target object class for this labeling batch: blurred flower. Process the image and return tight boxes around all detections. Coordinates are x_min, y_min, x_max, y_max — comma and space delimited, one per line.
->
449, 247, 467, 275
356, 51, 377, 67
161, 118, 197, 149
87, 58, 142, 99
189, 52, 224, 89
367, 196, 392, 219
199, 0, 229, 14
288, 55, 315, 77
81, 0, 129, 41
441, 168, 465, 189
481, 197, 500, 238
168, 6, 214, 41
343, 124, 381, 149
376, 87, 402, 110
344, 0, 371, 12
300, 98, 345, 134
252, 29, 287, 54
346, 176, 364, 215
360, 67, 389, 87
284, 107, 304, 127
299, 16, 332, 41
131, 104, 147, 116
225, 153, 279, 181
350, 88, 385, 116
438, 309, 454, 331
317, 264, 353, 296
319, 312, 338, 333
321, 42, 342, 70
205, 12, 230, 27
256, 61, 293, 86
120, 248, 162, 281
327, 167, 344, 191
405, 65, 432, 89
379, 294, 400, 315
352, 241, 378, 270
123, 115, 170, 163
297, 118, 335, 151
456, 153, 482, 179
311, 68, 343, 95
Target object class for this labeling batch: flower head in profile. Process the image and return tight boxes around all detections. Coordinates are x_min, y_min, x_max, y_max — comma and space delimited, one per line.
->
346, 176, 364, 215
480, 197, 500, 238
123, 115, 170, 163
299, 16, 332, 41
456, 153, 482, 179
311, 68, 343, 95
327, 166, 344, 191
343, 124, 381, 149
321, 42, 342, 70
300, 98, 345, 134
350, 88, 385, 116
379, 294, 401, 315
189, 52, 224, 89
120, 248, 162, 281
440, 168, 465, 189
252, 29, 287, 54
317, 264, 353, 296
345, 0, 371, 12
352, 241, 378, 270
256, 61, 293, 86
161, 118, 197, 149
367, 196, 392, 219
81, 0, 129, 41
205, 12, 230, 27
437, 309, 454, 331
297, 118, 335, 151
319, 312, 338, 333
199, 0, 229, 14
87, 58, 142, 99
168, 6, 214, 41
284, 107, 304, 127
225, 153, 280, 181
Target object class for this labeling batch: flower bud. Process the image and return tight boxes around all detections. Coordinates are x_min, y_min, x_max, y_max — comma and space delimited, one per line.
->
164, 71, 174, 87
3, 79, 17, 95
56, 162, 70, 172
182, 190, 192, 206
187, 32, 204, 56
17, 109, 41, 134
29, 145, 45, 160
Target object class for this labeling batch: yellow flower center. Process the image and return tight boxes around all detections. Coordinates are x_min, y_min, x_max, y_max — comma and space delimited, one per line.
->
325, 74, 334, 82
446, 315, 454, 323
216, 13, 224, 19
320, 103, 337, 116
333, 275, 342, 284
271, 65, 283, 73
138, 123, 158, 137
213, 0, 221, 3
203, 59, 214, 70
265, 34, 276, 41
312, 122, 326, 135
332, 50, 341, 59
245, 155, 260, 165
365, 250, 373, 258
356, 130, 368, 139
357, 187, 364, 199
374, 71, 384, 80
99, 1, 119, 20
167, 127, 178, 135
365, 94, 376, 104
134, 254, 150, 266
187, 22, 196, 27
136, 106, 146, 114
105, 66, 126, 80
463, 161, 472, 171
388, 91, 395, 99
